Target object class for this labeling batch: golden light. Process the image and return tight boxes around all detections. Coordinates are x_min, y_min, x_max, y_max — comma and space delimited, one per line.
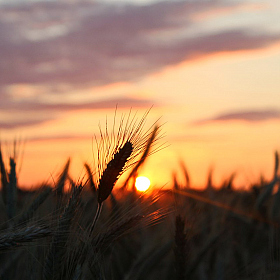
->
135, 176, 151, 192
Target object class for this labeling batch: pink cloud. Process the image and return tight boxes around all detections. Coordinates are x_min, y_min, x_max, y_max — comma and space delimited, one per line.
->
0, 1, 279, 90
193, 109, 280, 125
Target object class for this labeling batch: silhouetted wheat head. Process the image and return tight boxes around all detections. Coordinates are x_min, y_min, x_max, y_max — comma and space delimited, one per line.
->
94, 109, 162, 204
88, 109, 162, 235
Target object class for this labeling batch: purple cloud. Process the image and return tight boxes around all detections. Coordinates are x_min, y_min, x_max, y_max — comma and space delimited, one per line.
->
169, 133, 229, 143
0, 1, 279, 130
27, 134, 92, 143
0, 96, 152, 112
0, 1, 279, 91
0, 96, 152, 129
0, 117, 53, 130
194, 109, 280, 125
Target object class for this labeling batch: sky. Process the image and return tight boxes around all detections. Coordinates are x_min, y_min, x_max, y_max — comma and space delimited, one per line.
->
0, 0, 280, 190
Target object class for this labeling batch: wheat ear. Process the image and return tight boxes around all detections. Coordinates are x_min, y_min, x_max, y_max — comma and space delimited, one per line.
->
88, 141, 133, 235
0, 225, 51, 251
98, 141, 133, 204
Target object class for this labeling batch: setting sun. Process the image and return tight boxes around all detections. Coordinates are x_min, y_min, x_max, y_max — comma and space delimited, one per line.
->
135, 176, 151, 192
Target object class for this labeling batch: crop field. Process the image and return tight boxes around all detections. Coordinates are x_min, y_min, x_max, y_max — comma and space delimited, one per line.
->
0, 116, 280, 280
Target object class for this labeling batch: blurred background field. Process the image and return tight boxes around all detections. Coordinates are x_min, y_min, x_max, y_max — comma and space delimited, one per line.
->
1, 143, 280, 279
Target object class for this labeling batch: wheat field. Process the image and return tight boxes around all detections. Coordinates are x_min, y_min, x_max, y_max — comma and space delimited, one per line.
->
0, 113, 280, 280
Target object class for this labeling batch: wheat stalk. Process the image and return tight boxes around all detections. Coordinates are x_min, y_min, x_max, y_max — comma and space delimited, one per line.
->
0, 225, 51, 251
186, 231, 222, 277
123, 242, 172, 280
174, 215, 187, 280
43, 184, 82, 280
0, 143, 8, 205
0, 250, 22, 278
55, 158, 71, 198
7, 157, 17, 220
255, 152, 280, 213
122, 124, 160, 189
84, 162, 96, 193
94, 214, 144, 251
16, 185, 53, 226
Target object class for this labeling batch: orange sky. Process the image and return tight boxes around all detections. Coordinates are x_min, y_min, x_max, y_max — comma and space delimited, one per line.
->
0, 0, 280, 190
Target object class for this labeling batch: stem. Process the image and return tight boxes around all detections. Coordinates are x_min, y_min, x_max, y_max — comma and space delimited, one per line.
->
89, 202, 103, 236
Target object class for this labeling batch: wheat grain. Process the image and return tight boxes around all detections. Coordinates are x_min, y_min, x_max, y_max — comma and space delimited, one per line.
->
98, 141, 133, 204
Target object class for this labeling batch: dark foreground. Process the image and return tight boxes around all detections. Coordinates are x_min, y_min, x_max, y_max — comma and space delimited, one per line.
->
1, 163, 280, 280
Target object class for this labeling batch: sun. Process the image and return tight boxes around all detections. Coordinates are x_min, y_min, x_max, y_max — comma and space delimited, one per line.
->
135, 176, 151, 192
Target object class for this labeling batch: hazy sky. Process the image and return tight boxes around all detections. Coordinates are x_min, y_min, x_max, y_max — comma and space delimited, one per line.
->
0, 0, 280, 189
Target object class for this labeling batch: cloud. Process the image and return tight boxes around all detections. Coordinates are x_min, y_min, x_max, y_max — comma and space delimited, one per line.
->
0, 117, 53, 129
27, 134, 92, 143
0, 0, 279, 91
0, 1, 279, 129
194, 109, 280, 125
0, 96, 152, 112
169, 133, 228, 143
0, 96, 152, 129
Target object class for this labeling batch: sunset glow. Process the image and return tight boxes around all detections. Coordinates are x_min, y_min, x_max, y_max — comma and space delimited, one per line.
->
2, 2, 280, 279
0, 0, 279, 190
